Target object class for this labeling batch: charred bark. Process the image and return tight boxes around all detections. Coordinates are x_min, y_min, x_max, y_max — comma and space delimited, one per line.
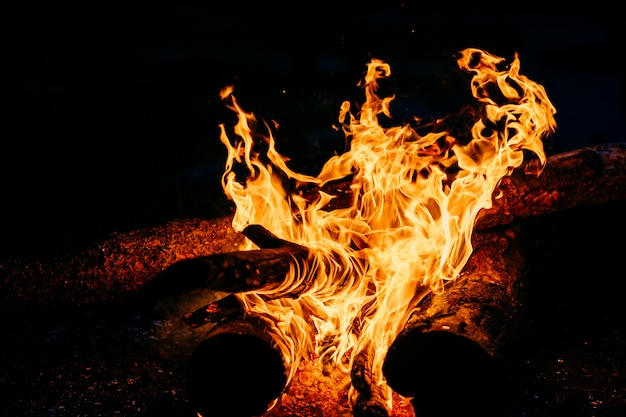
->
182, 293, 245, 328
314, 143, 626, 230
178, 225, 317, 328
147, 243, 308, 294
351, 350, 390, 417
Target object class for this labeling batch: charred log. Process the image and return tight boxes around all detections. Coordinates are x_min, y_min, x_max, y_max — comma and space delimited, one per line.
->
147, 243, 308, 294
382, 227, 524, 417
179, 226, 312, 328
186, 315, 288, 417
351, 350, 390, 417
384, 331, 504, 417
352, 398, 389, 417
242, 224, 305, 250
141, 224, 312, 317
183, 293, 245, 328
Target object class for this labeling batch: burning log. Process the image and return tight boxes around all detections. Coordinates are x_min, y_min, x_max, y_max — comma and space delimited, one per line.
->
382, 227, 523, 417
146, 244, 308, 294
183, 293, 245, 328
185, 314, 288, 417
143, 223, 310, 298
313, 142, 626, 231
177, 225, 314, 328
262, 225, 524, 417
351, 350, 390, 417
475, 142, 626, 229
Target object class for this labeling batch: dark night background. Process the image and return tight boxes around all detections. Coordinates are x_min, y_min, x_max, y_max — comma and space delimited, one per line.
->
2, 2, 625, 416
4, 2, 625, 258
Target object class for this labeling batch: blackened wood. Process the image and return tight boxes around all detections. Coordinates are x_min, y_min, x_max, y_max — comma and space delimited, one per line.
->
182, 293, 245, 328
401, 227, 525, 357
475, 142, 626, 229
351, 351, 374, 398
186, 315, 288, 417
243, 224, 306, 251
154, 244, 309, 294
353, 399, 390, 417
142, 224, 309, 305
180, 225, 308, 328
351, 350, 389, 417
384, 331, 505, 417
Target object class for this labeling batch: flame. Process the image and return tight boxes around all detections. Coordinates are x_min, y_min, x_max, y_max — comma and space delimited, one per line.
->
217, 48, 556, 412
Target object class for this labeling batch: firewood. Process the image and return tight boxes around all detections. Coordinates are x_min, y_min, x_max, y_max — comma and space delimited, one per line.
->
382, 226, 524, 417
185, 315, 288, 417
351, 350, 390, 417
182, 293, 245, 328
147, 244, 309, 294
312, 143, 626, 230
179, 225, 311, 328
1, 144, 624, 316
0, 216, 243, 317
2, 139, 620, 417
353, 398, 390, 417
475, 142, 626, 229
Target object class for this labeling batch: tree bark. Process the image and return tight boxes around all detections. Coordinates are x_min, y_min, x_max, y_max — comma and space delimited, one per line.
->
143, 223, 310, 296
146, 244, 309, 295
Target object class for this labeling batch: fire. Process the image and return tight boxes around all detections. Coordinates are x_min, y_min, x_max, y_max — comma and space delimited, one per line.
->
217, 48, 556, 413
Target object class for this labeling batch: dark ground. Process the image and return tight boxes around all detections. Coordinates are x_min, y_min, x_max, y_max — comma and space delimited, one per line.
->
2, 2, 625, 416
1, 200, 624, 417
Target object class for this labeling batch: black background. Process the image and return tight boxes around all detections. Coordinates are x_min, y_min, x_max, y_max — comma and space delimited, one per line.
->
4, 2, 625, 258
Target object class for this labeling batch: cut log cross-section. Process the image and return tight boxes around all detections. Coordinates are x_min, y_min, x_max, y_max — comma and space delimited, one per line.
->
185, 315, 289, 417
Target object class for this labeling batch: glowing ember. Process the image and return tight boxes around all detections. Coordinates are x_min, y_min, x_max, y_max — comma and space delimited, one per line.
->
217, 48, 556, 414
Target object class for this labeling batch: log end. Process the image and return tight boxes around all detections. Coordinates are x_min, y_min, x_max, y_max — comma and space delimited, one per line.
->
383, 330, 508, 417
185, 324, 287, 417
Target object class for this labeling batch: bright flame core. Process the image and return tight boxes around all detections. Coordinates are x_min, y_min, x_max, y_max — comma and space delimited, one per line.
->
218, 48, 556, 411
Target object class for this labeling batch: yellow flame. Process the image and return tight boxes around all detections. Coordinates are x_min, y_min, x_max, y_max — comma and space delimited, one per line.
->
218, 48, 556, 412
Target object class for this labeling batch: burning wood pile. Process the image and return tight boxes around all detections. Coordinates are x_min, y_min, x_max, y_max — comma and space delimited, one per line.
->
168, 48, 561, 417
3, 48, 626, 417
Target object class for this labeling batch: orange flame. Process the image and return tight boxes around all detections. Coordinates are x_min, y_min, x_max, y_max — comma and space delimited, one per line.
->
218, 48, 556, 412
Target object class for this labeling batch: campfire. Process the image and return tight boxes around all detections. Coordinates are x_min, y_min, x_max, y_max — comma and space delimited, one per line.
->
0, 44, 626, 417
178, 48, 557, 417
